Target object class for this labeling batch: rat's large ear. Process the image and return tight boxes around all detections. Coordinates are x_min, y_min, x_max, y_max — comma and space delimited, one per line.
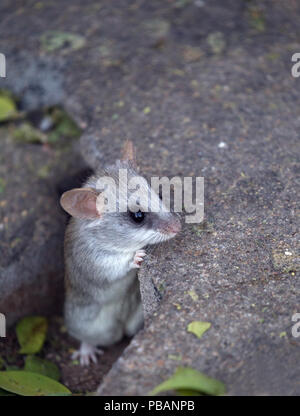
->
60, 188, 101, 219
122, 140, 137, 168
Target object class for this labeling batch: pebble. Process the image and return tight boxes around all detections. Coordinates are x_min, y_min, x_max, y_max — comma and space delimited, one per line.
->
218, 141, 227, 148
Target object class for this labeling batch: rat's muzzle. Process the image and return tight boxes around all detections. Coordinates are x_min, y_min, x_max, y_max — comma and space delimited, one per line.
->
160, 215, 181, 235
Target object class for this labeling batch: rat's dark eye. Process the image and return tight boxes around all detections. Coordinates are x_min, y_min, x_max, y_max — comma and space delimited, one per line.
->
129, 210, 145, 224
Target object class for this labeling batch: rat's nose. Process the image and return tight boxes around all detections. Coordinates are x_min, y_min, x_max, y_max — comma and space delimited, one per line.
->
171, 216, 182, 233
162, 216, 181, 234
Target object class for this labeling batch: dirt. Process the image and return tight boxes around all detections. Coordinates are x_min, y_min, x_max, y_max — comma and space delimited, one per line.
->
0, 316, 129, 394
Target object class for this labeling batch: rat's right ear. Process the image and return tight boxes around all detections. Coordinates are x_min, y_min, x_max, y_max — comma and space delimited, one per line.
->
60, 188, 101, 219
122, 140, 137, 168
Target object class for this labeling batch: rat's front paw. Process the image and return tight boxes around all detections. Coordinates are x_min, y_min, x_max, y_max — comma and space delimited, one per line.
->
131, 249, 146, 269
72, 342, 103, 366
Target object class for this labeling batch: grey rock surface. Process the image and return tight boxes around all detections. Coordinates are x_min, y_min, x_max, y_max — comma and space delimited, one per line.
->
0, 124, 86, 326
0, 0, 299, 394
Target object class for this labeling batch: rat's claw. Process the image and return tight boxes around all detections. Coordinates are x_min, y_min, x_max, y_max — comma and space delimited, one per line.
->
72, 342, 103, 366
132, 249, 146, 268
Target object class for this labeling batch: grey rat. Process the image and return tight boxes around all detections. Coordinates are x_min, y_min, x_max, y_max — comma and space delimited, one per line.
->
60, 141, 181, 365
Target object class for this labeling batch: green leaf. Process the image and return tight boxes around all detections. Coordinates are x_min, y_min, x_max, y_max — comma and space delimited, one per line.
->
24, 356, 60, 381
150, 367, 225, 396
16, 316, 48, 354
40, 31, 85, 54
187, 321, 211, 339
47, 108, 81, 143
187, 290, 198, 302
0, 371, 70, 396
0, 95, 17, 121
5, 365, 20, 371
176, 389, 202, 396
0, 387, 15, 396
13, 122, 46, 144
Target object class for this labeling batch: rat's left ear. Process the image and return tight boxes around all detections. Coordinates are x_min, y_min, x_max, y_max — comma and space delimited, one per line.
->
121, 140, 137, 168
60, 187, 101, 219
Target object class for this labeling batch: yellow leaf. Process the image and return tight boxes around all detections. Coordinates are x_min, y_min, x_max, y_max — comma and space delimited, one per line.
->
187, 321, 211, 339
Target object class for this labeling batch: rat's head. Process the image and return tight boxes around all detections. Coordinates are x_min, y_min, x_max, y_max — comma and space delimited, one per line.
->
60, 141, 181, 252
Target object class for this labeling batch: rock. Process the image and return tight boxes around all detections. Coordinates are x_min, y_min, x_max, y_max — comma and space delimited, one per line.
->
143, 19, 170, 42
0, 52, 86, 327
0, 0, 299, 395
0, 122, 85, 327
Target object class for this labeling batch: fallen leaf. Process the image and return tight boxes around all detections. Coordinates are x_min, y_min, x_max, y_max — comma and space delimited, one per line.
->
207, 32, 226, 54
168, 354, 182, 361
0, 387, 14, 396
143, 19, 170, 40
187, 321, 211, 339
0, 95, 17, 122
182, 46, 203, 63
13, 123, 46, 144
5, 365, 20, 371
187, 290, 198, 301
40, 31, 85, 54
0, 371, 70, 396
150, 367, 225, 396
16, 316, 48, 354
24, 356, 60, 381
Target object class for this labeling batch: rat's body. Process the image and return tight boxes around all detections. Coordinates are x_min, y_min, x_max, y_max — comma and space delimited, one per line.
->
60, 142, 181, 365
64, 218, 144, 348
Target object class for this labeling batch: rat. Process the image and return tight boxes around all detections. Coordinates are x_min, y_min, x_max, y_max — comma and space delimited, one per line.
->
60, 141, 181, 365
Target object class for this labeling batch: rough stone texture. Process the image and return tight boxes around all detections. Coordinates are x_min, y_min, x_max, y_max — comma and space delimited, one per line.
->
0, 125, 87, 326
0, 0, 299, 395
0, 52, 87, 326
0, 24, 89, 326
